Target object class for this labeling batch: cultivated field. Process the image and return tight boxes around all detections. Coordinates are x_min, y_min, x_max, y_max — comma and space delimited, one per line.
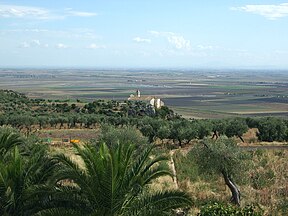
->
1, 68, 287, 119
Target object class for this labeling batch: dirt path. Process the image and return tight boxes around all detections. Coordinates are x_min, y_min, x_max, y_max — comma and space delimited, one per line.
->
169, 150, 179, 189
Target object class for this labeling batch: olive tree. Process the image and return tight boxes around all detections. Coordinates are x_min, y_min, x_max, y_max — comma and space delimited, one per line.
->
190, 137, 250, 205
98, 125, 148, 149
257, 117, 287, 142
139, 117, 163, 143
225, 118, 248, 142
210, 119, 227, 139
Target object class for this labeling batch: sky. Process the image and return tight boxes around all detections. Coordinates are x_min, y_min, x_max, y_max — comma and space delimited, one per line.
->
0, 0, 288, 68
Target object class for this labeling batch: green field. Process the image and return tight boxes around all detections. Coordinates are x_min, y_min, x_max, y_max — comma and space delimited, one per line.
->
1, 68, 287, 119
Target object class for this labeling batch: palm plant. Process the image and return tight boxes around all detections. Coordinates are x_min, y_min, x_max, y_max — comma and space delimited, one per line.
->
0, 130, 59, 216
0, 127, 24, 159
49, 143, 192, 215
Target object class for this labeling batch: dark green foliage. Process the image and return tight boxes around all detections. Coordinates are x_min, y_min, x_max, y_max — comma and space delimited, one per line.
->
246, 117, 259, 128
191, 138, 249, 177
0, 115, 7, 126
169, 119, 207, 147
169, 120, 189, 147
139, 117, 165, 143
98, 124, 148, 149
0, 127, 192, 215
195, 120, 212, 139
0, 129, 59, 216
257, 117, 288, 142
198, 202, 262, 216
225, 118, 249, 142
0, 90, 177, 133
210, 119, 227, 138
0, 90, 31, 113
51, 142, 192, 215
0, 126, 24, 158
155, 124, 171, 145
191, 138, 251, 205
1, 90, 288, 143
155, 106, 174, 119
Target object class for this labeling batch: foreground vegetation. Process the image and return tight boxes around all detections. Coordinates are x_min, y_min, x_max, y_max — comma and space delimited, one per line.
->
0, 127, 192, 215
174, 142, 288, 215
0, 90, 287, 215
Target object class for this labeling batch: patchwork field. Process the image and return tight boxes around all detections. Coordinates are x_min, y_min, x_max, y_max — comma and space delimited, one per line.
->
1, 68, 287, 119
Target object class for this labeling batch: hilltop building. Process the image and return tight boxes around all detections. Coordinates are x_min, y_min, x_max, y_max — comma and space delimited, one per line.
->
136, 89, 141, 97
128, 90, 164, 109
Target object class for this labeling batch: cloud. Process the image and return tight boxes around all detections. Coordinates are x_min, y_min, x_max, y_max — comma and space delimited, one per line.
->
167, 35, 191, 50
20, 42, 30, 48
0, 4, 56, 19
0, 4, 98, 19
87, 43, 106, 49
32, 40, 40, 46
231, 3, 288, 20
67, 11, 98, 17
56, 43, 69, 49
196, 45, 219, 50
0, 29, 49, 33
133, 37, 151, 43
64, 8, 98, 17
149, 31, 191, 50
20, 40, 43, 48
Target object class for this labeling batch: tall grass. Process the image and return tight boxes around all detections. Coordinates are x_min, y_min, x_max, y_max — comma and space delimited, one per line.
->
172, 149, 288, 215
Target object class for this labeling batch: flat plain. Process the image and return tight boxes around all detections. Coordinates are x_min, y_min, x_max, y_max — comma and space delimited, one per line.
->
1, 68, 287, 119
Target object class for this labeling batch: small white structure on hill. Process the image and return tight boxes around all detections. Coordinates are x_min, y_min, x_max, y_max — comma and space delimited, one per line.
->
149, 98, 163, 109
128, 90, 164, 109
136, 89, 141, 97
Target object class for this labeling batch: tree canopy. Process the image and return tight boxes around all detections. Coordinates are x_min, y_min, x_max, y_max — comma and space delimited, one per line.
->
190, 137, 250, 205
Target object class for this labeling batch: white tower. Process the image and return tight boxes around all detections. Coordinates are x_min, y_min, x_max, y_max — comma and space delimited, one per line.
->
136, 89, 140, 97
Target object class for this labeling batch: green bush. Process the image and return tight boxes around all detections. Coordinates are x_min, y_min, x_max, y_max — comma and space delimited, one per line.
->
257, 117, 287, 142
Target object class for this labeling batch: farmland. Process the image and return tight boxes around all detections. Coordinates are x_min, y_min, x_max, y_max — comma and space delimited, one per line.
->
0, 68, 287, 119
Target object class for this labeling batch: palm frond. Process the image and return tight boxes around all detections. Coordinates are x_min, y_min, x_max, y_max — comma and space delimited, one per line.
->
34, 208, 84, 216
0, 131, 24, 158
143, 168, 173, 185
128, 190, 192, 216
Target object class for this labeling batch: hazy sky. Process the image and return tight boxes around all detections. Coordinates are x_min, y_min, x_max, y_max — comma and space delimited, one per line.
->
1, 0, 288, 68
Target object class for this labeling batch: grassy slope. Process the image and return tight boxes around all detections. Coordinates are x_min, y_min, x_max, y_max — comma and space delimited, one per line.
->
171, 140, 288, 215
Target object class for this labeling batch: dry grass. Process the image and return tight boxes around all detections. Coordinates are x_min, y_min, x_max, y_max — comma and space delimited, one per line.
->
166, 148, 288, 215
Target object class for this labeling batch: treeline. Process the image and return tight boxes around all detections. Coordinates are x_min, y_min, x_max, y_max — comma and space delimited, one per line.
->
1, 113, 287, 144
137, 117, 288, 145
0, 89, 173, 118
0, 90, 288, 144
